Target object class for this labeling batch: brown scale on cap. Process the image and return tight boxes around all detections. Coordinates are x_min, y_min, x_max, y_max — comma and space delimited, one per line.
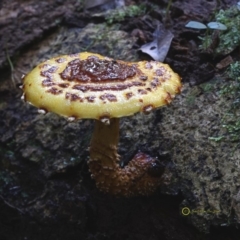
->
85, 96, 96, 103
66, 92, 84, 102
58, 83, 70, 88
125, 92, 133, 99
142, 104, 154, 114
47, 87, 63, 95
100, 93, 117, 102
22, 52, 182, 196
139, 75, 148, 81
164, 92, 172, 104
138, 89, 148, 95
42, 79, 55, 87
72, 81, 145, 92
151, 78, 160, 88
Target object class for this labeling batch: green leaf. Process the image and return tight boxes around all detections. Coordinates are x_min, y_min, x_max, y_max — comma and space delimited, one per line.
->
185, 21, 207, 29
207, 22, 227, 30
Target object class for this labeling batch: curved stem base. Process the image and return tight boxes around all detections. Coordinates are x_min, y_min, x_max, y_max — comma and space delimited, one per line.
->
89, 119, 163, 197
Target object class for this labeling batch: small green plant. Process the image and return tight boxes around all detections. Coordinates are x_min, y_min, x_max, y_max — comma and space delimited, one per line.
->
186, 3, 240, 54
185, 21, 227, 30
5, 45, 16, 88
106, 4, 146, 24
164, 0, 173, 24
185, 21, 227, 50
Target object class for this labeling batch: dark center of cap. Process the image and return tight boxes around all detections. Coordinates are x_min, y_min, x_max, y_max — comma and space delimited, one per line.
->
60, 56, 137, 82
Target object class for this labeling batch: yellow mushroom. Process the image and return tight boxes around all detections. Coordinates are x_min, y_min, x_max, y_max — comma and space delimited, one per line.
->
22, 52, 181, 196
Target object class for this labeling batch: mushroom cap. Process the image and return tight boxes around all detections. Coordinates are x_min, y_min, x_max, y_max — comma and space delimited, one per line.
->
22, 52, 181, 120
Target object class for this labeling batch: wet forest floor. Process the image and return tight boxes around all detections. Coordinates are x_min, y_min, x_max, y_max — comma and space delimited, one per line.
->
1, 0, 240, 239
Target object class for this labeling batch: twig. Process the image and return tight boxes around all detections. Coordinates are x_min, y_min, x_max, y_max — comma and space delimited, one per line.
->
5, 47, 16, 88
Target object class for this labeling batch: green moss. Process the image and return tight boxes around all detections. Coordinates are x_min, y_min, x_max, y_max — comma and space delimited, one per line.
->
209, 62, 240, 143
185, 87, 202, 105
106, 4, 146, 24
201, 4, 240, 54
200, 82, 215, 93
221, 61, 240, 109
214, 6, 240, 54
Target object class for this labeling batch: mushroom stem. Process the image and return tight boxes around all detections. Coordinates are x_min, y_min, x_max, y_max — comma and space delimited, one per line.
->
90, 118, 120, 168
89, 118, 163, 196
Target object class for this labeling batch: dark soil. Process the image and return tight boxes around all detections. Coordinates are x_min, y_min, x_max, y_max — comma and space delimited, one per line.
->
1, 0, 240, 239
